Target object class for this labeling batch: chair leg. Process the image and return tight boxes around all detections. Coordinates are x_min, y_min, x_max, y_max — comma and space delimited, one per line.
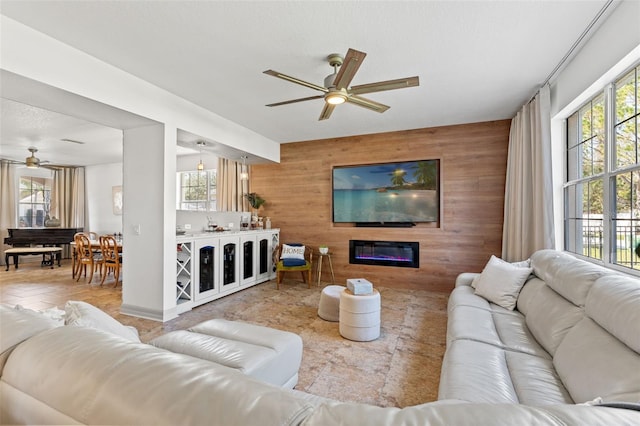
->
87, 262, 94, 283
76, 264, 84, 282
113, 266, 120, 288
100, 265, 107, 285
276, 271, 281, 289
308, 269, 312, 288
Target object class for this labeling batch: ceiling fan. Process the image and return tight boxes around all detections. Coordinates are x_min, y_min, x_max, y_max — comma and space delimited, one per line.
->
264, 48, 419, 120
5, 147, 52, 169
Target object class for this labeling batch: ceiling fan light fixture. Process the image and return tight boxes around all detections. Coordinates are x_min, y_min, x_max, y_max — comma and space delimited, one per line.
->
25, 147, 40, 168
325, 91, 347, 105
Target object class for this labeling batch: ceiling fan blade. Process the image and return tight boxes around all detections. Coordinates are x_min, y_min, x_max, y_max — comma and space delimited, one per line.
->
266, 95, 324, 107
333, 49, 366, 90
349, 76, 420, 96
319, 103, 336, 121
346, 95, 390, 113
263, 70, 328, 93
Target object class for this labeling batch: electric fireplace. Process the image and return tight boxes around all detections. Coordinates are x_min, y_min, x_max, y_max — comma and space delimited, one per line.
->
349, 240, 419, 268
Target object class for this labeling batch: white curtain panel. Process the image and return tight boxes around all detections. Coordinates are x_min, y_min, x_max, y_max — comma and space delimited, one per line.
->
217, 158, 250, 212
502, 85, 555, 261
0, 160, 16, 266
51, 166, 85, 228
50, 166, 85, 258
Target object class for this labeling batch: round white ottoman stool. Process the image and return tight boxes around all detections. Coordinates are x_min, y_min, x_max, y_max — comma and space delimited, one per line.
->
339, 289, 381, 341
318, 285, 345, 321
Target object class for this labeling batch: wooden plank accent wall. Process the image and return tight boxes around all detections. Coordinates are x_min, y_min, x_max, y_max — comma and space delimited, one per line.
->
252, 119, 511, 292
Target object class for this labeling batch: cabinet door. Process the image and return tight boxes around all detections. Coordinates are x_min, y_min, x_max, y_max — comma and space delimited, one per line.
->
219, 236, 240, 293
256, 235, 270, 283
240, 234, 257, 286
194, 238, 220, 301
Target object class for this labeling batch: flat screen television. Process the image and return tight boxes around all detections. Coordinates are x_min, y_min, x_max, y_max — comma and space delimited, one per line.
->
332, 159, 439, 225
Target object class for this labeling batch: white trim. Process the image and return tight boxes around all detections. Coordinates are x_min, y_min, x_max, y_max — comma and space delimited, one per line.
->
554, 44, 640, 120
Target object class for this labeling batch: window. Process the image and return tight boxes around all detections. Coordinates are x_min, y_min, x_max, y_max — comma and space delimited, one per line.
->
19, 175, 52, 227
565, 64, 640, 271
177, 170, 216, 211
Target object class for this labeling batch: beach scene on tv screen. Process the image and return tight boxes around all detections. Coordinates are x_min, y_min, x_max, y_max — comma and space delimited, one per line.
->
333, 160, 439, 223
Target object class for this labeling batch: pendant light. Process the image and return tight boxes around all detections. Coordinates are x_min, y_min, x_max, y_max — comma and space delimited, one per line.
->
196, 141, 205, 171
240, 155, 249, 180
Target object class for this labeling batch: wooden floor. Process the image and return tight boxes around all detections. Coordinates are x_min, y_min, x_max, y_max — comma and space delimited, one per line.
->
0, 257, 449, 408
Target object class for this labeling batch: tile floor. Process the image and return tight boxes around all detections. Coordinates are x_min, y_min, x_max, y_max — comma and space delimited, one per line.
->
0, 258, 449, 407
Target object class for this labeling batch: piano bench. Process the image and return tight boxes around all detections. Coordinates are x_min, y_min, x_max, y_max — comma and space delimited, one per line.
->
4, 247, 63, 271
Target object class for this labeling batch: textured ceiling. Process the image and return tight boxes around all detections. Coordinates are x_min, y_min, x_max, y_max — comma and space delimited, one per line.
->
0, 0, 611, 165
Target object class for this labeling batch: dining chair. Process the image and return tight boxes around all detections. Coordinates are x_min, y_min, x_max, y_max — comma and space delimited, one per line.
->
275, 243, 313, 289
72, 232, 85, 278
99, 234, 122, 287
75, 233, 103, 283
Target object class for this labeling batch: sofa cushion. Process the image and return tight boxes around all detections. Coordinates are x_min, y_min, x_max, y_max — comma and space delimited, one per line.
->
473, 255, 532, 310
0, 305, 61, 374
64, 301, 140, 342
515, 277, 545, 316
586, 275, 640, 353
447, 285, 491, 313
438, 339, 571, 405
302, 400, 640, 426
0, 326, 314, 425
524, 284, 583, 356
446, 303, 550, 359
530, 250, 607, 307
553, 317, 640, 403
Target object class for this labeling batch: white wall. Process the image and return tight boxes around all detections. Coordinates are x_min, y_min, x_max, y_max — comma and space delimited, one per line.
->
549, 0, 640, 250
0, 16, 282, 321
85, 162, 122, 235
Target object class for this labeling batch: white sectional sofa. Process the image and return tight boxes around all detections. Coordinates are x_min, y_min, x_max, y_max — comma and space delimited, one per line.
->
439, 249, 640, 406
1, 249, 639, 425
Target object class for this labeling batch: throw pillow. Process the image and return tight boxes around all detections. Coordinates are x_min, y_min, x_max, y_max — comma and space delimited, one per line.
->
471, 258, 531, 289
281, 243, 305, 259
281, 244, 307, 267
64, 300, 140, 342
473, 255, 533, 310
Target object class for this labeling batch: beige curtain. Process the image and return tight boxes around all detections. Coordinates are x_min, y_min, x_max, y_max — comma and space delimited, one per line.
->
50, 166, 85, 228
217, 158, 250, 211
502, 85, 555, 261
0, 160, 17, 266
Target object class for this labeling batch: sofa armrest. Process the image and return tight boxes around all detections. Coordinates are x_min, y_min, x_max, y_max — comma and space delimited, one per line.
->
455, 273, 479, 288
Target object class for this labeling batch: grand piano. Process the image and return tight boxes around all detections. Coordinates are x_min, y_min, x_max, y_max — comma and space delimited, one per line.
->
4, 228, 83, 248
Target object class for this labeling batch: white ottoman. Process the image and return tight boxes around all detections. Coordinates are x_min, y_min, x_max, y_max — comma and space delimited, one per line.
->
318, 285, 346, 322
339, 289, 381, 341
149, 319, 302, 389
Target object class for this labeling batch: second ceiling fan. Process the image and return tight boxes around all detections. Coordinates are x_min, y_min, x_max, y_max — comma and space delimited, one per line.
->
264, 48, 419, 120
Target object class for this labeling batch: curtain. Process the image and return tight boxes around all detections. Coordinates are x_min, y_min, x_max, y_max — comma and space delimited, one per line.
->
0, 160, 17, 266
50, 166, 85, 228
502, 84, 555, 261
217, 158, 250, 211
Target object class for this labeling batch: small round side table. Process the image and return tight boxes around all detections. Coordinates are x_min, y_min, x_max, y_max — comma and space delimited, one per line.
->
339, 289, 381, 341
316, 252, 336, 286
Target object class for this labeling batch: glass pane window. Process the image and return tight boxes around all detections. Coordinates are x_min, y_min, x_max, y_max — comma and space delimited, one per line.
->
177, 170, 216, 211
18, 176, 52, 228
569, 96, 606, 180
614, 66, 639, 170
614, 171, 640, 268
565, 62, 640, 272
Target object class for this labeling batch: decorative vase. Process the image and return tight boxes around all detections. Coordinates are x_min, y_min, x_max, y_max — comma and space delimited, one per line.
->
319, 247, 329, 255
